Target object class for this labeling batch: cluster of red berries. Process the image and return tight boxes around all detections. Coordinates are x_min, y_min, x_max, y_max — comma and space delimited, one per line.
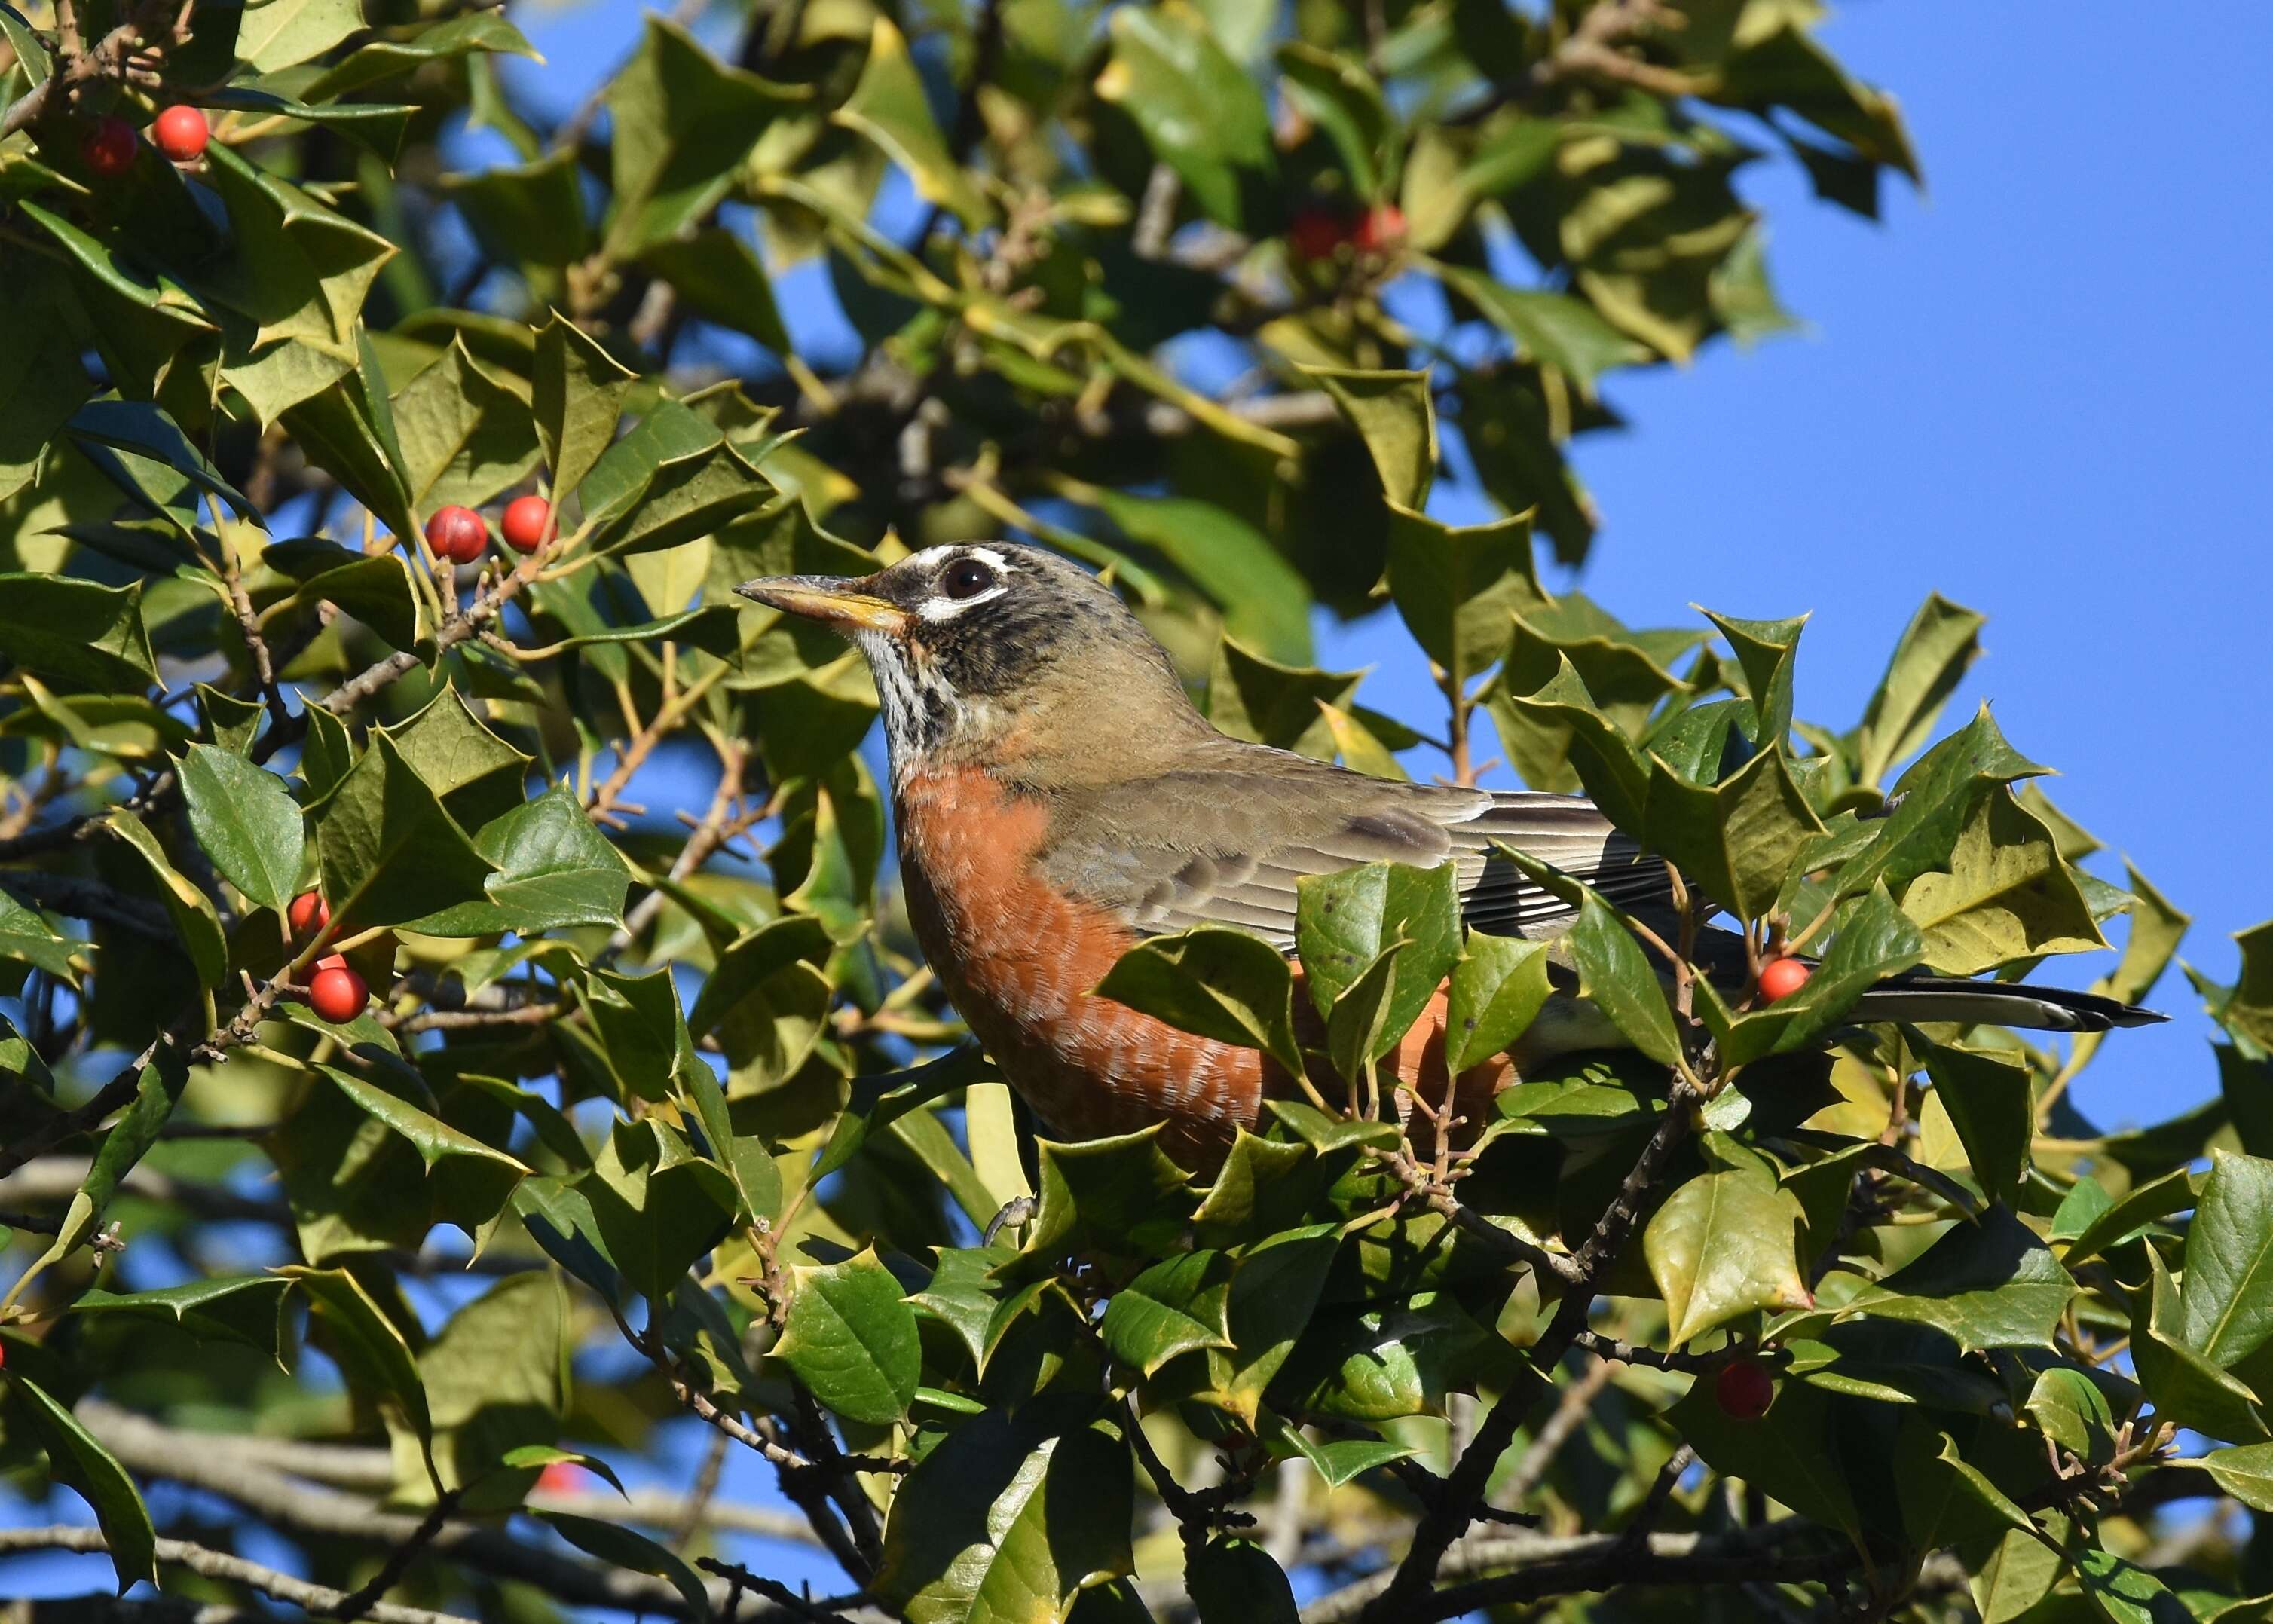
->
78, 106, 209, 176
423, 496, 552, 565
1288, 202, 1407, 263
289, 890, 370, 1023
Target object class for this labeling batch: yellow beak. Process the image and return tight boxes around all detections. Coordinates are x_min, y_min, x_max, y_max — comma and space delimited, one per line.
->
733, 575, 909, 635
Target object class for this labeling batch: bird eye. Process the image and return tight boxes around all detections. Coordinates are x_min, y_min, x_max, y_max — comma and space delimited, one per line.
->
941, 558, 996, 600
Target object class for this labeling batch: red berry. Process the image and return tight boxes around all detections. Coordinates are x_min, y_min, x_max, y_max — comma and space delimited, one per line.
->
1758, 957, 1812, 1003
1715, 1358, 1775, 1421
1288, 206, 1350, 262
424, 506, 486, 564
81, 116, 138, 177
152, 105, 209, 162
288, 892, 329, 935
534, 1460, 580, 1494
1353, 203, 1406, 254
500, 495, 553, 554
308, 965, 369, 1024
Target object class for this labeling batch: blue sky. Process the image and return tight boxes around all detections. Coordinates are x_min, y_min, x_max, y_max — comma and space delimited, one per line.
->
14, 0, 2273, 1607
1324, 2, 2273, 1136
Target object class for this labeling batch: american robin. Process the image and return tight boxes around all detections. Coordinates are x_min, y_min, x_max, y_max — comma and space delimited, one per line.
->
737, 543, 2158, 1168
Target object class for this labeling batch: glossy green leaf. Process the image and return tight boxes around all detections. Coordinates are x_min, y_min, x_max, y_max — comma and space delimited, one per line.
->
1923, 1042, 2033, 1200
777, 1249, 922, 1425
107, 809, 227, 986
2176, 1151, 2273, 1369
1307, 366, 1436, 509
1026, 1130, 1198, 1260
1840, 1206, 2072, 1352
1900, 787, 2107, 974
71, 1276, 296, 1365
533, 312, 635, 500
1102, 1249, 1234, 1375
1094, 926, 1305, 1077
1856, 593, 1986, 789
237, 0, 363, 71
876, 1411, 1133, 1622
1097, 2, 1278, 231
0, 573, 156, 693
1384, 505, 1541, 690
540, 1512, 711, 1619
16, 1375, 157, 1592
179, 743, 303, 913
834, 17, 986, 228
1188, 1536, 1299, 1624
605, 16, 797, 258
1565, 888, 1681, 1069
1442, 930, 1552, 1073
312, 734, 497, 932
1644, 1161, 1811, 1347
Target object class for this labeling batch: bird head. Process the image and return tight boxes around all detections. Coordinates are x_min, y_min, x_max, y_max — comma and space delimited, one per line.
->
736, 543, 1203, 781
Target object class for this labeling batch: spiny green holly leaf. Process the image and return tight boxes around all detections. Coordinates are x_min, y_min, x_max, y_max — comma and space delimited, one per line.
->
1097, 2, 1278, 232
1856, 593, 1986, 789
2176, 1151, 2273, 1369
834, 17, 986, 228
393, 338, 540, 515
876, 1411, 1133, 1622
583, 1118, 738, 1304
313, 734, 497, 933
15, 1375, 156, 1592
1205, 639, 1363, 760
1828, 706, 2049, 905
1026, 1129, 1198, 1262
1094, 927, 1305, 1078
1442, 930, 1552, 1074
419, 787, 631, 935
778, 1248, 922, 1425
1899, 787, 2106, 974
0, 573, 156, 692
605, 15, 799, 258
280, 1265, 435, 1452
1841, 1206, 2073, 1353
1644, 744, 1825, 921
71, 1276, 297, 1365
1102, 1249, 1235, 1376
179, 742, 304, 913
2133, 1248, 2269, 1444
1384, 505, 1542, 690
1644, 1160, 1811, 1347
1296, 860, 1460, 1029
1700, 608, 1805, 745
1305, 366, 1435, 509
534, 312, 635, 500
1924, 1043, 2033, 1200
1565, 887, 1681, 1069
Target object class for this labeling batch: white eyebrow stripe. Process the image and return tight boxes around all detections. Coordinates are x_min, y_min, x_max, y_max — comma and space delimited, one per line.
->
916, 582, 1010, 620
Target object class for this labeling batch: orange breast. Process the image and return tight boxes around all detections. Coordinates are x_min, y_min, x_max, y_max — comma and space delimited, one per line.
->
895, 766, 1510, 1171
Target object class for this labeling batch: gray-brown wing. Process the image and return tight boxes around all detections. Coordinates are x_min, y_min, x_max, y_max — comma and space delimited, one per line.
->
1034, 743, 1669, 951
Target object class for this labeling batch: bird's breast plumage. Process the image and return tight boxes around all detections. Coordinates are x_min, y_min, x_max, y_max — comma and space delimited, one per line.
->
894, 763, 1271, 1165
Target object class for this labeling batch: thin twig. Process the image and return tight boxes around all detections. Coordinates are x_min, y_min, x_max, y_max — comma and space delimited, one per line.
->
328, 1489, 465, 1621
0, 1527, 473, 1624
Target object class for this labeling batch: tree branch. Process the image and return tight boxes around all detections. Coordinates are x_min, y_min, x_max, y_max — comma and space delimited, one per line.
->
69, 1401, 809, 1619
1358, 1081, 1701, 1622
1303, 1522, 1846, 1624
0, 1526, 474, 1624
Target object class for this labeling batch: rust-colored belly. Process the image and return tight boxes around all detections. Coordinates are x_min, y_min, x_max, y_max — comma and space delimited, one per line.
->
894, 766, 1509, 1170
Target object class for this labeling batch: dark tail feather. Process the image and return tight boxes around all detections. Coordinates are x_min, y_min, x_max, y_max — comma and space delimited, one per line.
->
1852, 975, 2165, 1033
